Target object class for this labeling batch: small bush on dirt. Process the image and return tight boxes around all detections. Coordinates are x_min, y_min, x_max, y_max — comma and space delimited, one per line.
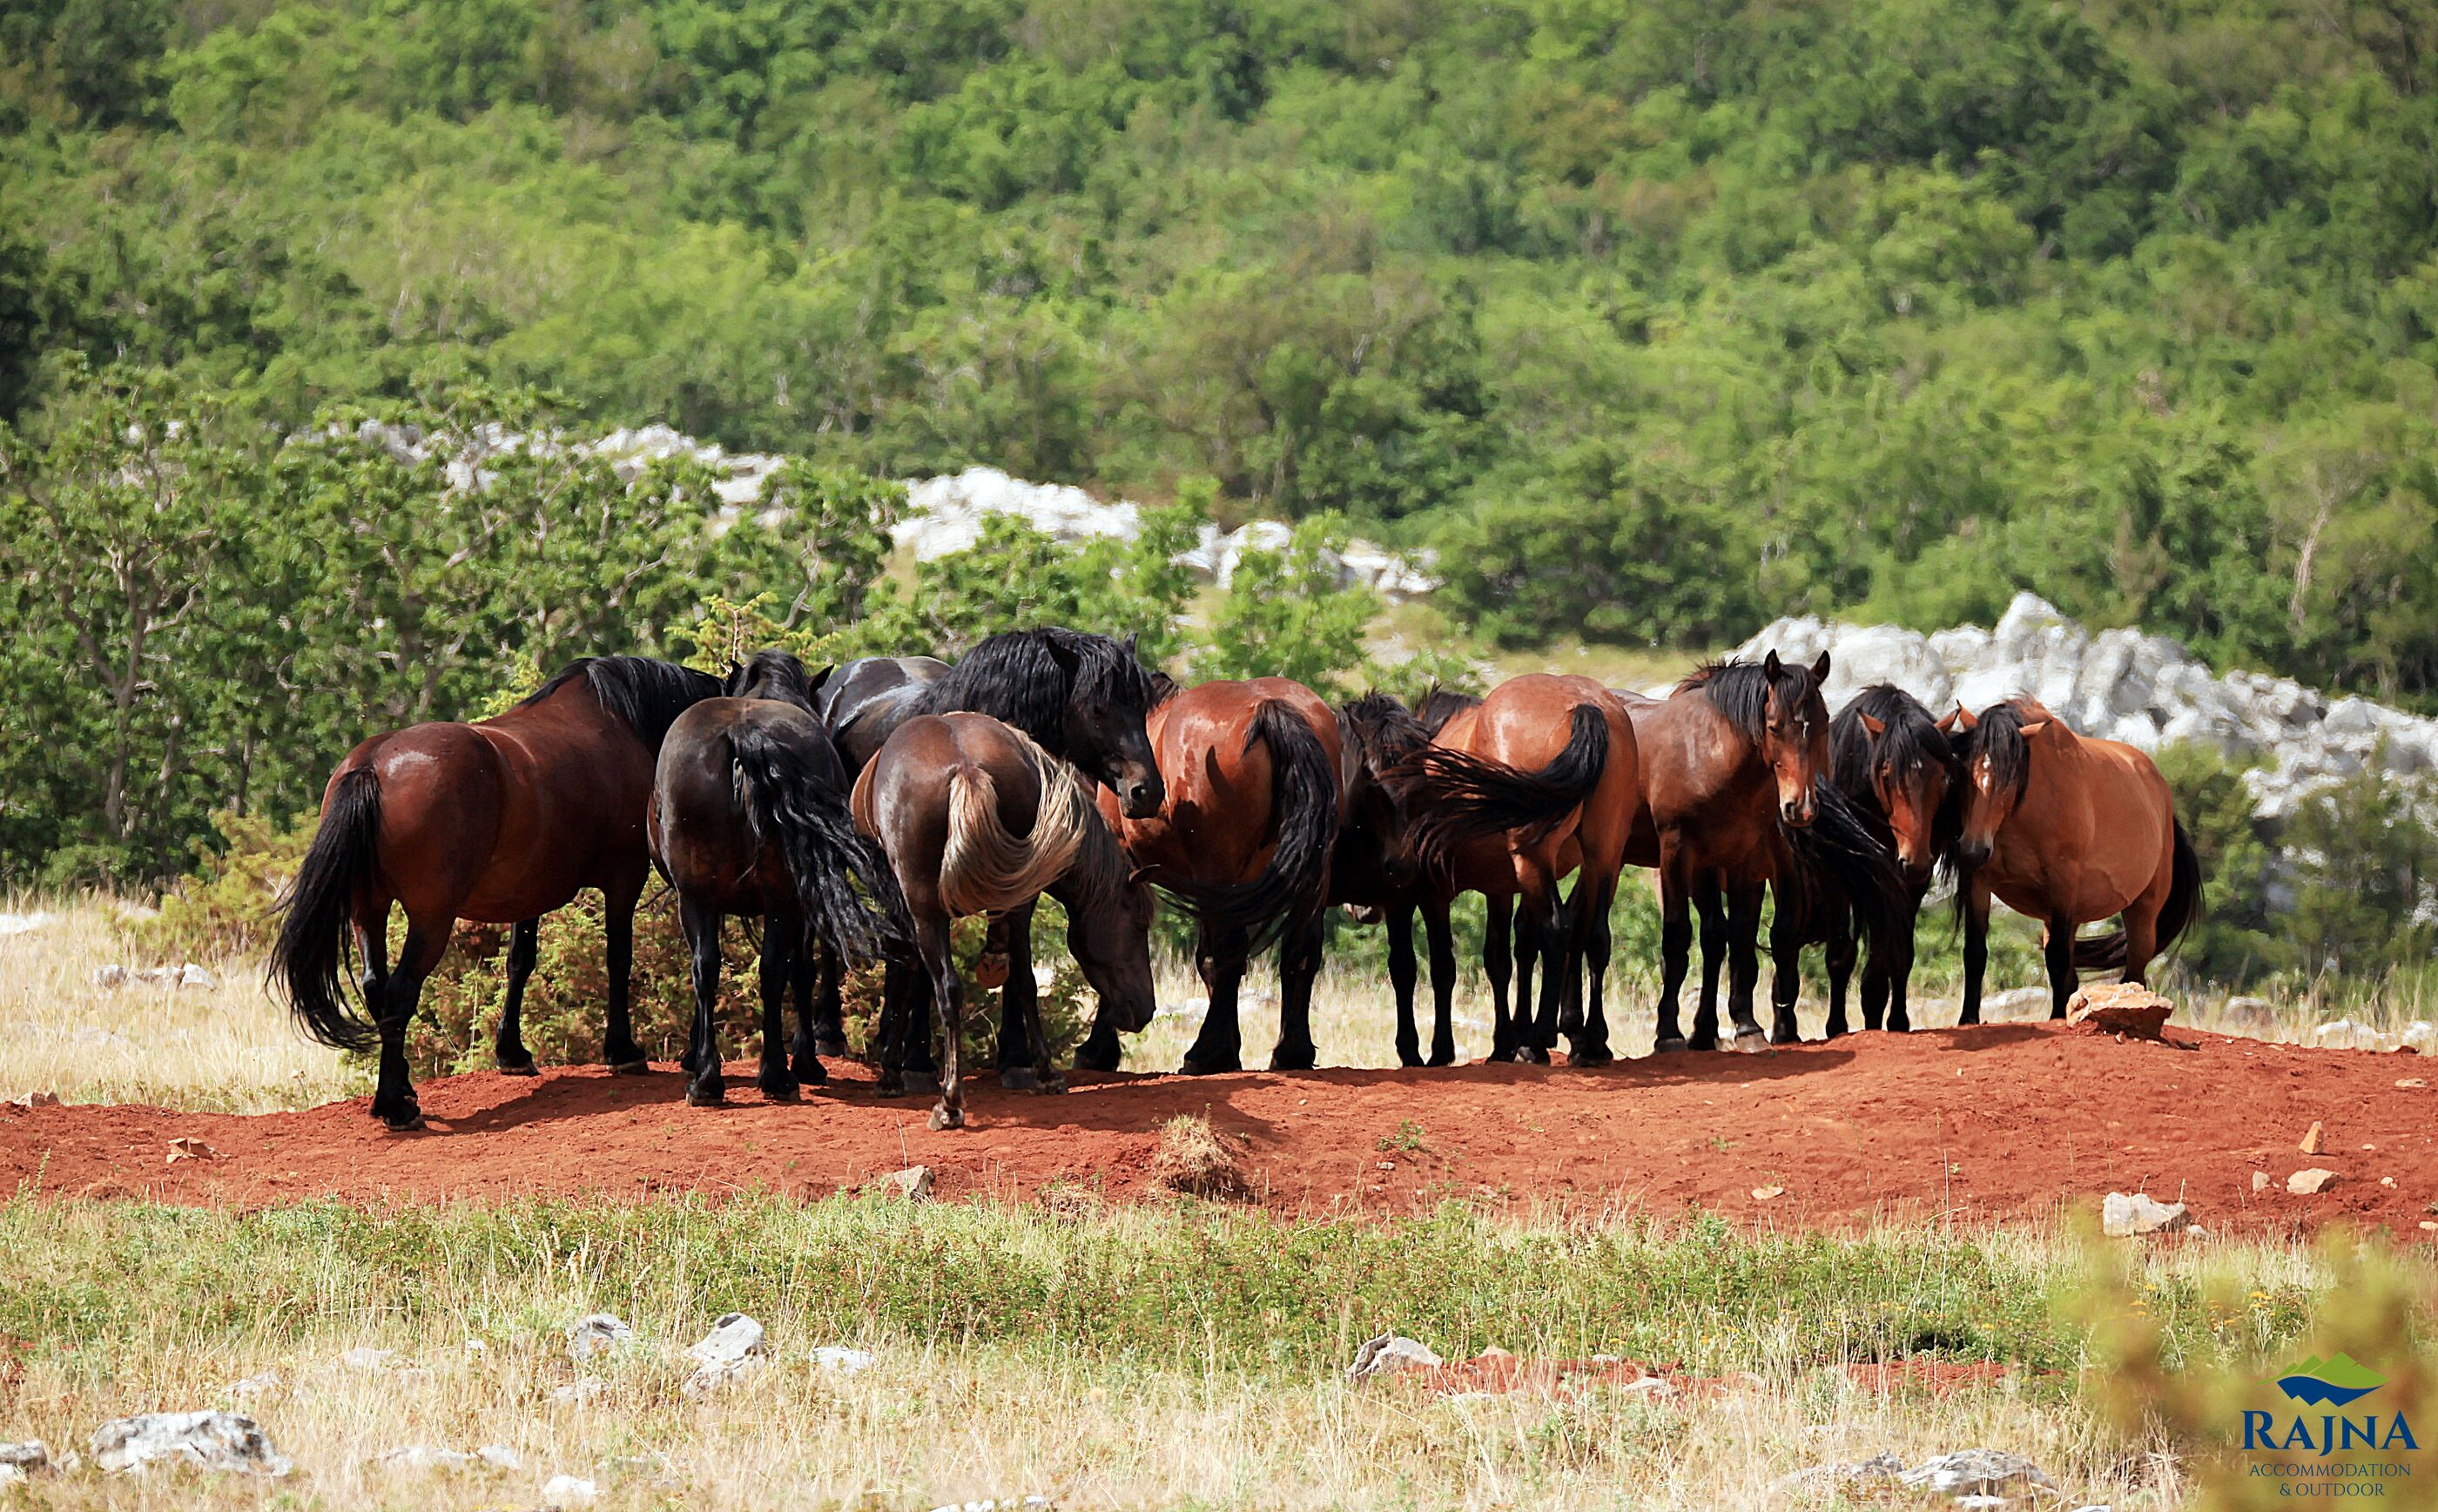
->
1147, 1113, 1254, 1200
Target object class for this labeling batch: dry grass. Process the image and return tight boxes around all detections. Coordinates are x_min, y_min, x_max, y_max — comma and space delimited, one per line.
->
1142, 1112, 1252, 1200
0, 896, 357, 1112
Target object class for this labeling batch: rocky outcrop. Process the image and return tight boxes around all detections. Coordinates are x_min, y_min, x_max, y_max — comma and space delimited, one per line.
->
1730, 593, 2438, 821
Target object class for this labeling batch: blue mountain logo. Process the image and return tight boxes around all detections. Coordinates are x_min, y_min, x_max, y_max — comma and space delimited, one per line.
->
2275, 1354, 2387, 1408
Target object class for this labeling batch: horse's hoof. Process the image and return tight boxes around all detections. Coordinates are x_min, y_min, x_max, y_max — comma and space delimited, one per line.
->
1395, 1046, 1424, 1069
687, 1083, 725, 1108
928, 1105, 965, 1132
1566, 1043, 1614, 1068
974, 951, 1010, 989
1000, 1065, 1041, 1092
1888, 1018, 1911, 1034
1426, 1048, 1456, 1068
379, 1107, 426, 1132
792, 1058, 828, 1085
814, 1032, 849, 1058
1653, 1036, 1690, 1054
873, 1076, 906, 1098
1726, 1028, 1769, 1054
609, 1058, 652, 1077
1034, 1073, 1068, 1095
758, 1075, 798, 1103
1512, 1044, 1551, 1066
1178, 1054, 1241, 1076
1270, 1046, 1317, 1072
495, 1055, 539, 1078
1071, 1042, 1121, 1073
1768, 1028, 1802, 1047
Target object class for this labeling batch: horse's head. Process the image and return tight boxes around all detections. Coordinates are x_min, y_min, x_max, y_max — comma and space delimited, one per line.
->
1062, 857, 1160, 1035
1335, 692, 1435, 893
1842, 690, 1960, 883
1760, 649, 1835, 828
1049, 630, 1168, 819
725, 648, 831, 712
1942, 700, 2048, 867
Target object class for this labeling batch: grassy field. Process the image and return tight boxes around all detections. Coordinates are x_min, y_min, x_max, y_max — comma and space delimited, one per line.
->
0, 1195, 2383, 1510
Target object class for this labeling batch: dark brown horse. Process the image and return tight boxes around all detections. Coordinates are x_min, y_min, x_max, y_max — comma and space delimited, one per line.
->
1326, 692, 1445, 1065
272, 656, 722, 1129
1094, 677, 1345, 1075
1946, 698, 2201, 1021
852, 712, 1156, 1129
1769, 683, 1959, 1038
801, 629, 1168, 1071
1390, 674, 1642, 1065
650, 651, 906, 1107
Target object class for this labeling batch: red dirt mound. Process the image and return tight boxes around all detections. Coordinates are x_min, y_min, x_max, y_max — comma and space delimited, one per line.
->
2, 1024, 2432, 1236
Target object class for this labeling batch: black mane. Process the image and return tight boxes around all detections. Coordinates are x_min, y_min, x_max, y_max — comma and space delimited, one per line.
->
728, 648, 823, 713
1962, 697, 2041, 806
1829, 684, 1956, 801
913, 628, 1161, 753
1679, 659, 1773, 743
520, 655, 723, 749
1340, 691, 1435, 770
1413, 684, 1480, 736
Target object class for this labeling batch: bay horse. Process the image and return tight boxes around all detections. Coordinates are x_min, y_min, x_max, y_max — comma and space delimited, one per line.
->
1945, 698, 2201, 1021
1772, 683, 1961, 1038
852, 712, 1156, 1129
650, 650, 907, 1107
800, 629, 1168, 1070
1611, 652, 1898, 1052
272, 655, 722, 1130
1388, 674, 1641, 1065
1088, 676, 1344, 1075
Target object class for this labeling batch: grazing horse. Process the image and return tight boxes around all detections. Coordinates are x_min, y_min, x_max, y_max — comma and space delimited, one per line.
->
649, 651, 906, 1108
272, 655, 722, 1130
1390, 674, 1642, 1065
1946, 698, 2201, 1021
1775, 684, 1961, 1038
1092, 676, 1346, 1075
800, 629, 1168, 1070
852, 712, 1157, 1129
1613, 652, 1896, 1052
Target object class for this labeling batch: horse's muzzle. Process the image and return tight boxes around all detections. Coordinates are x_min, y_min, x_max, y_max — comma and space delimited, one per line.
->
1956, 838, 1991, 868
1780, 799, 1815, 829
1117, 775, 1163, 818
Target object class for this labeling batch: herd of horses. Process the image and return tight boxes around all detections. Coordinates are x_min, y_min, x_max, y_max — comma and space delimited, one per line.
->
269, 628, 2201, 1133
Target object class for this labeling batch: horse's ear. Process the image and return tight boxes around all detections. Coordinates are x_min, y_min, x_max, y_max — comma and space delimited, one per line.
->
1957, 705, 1979, 731
1042, 630, 1082, 675
805, 662, 834, 696
1859, 712, 1885, 737
1121, 630, 1141, 659
1810, 650, 1832, 682
1763, 649, 1783, 679
2017, 719, 2051, 740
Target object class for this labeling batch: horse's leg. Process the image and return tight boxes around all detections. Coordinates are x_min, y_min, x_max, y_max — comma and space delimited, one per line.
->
1568, 871, 1617, 1067
1689, 875, 1727, 1052
1724, 878, 1767, 1048
602, 871, 650, 1074
784, 922, 828, 1085
2121, 902, 2162, 987
874, 957, 913, 1098
1767, 896, 1804, 1045
1512, 899, 1541, 1057
680, 896, 726, 1106
371, 917, 449, 1132
1483, 893, 1518, 1061
1882, 900, 1916, 1033
1271, 907, 1324, 1072
1654, 846, 1694, 1053
1514, 862, 1560, 1065
920, 912, 966, 1130
757, 913, 800, 1100
1958, 880, 1992, 1025
1389, 900, 1423, 1068
996, 901, 1044, 1090
2044, 911, 2078, 1019
1180, 922, 1248, 1076
901, 957, 939, 1081
493, 917, 541, 1075
1825, 917, 1859, 1038
1423, 896, 1459, 1066
1072, 991, 1125, 1074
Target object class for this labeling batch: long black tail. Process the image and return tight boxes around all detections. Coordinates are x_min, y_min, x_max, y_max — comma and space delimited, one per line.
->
269, 766, 382, 1052
1777, 780, 1910, 947
1391, 702, 1609, 863
730, 723, 910, 964
2071, 819, 2203, 973
1160, 699, 1338, 951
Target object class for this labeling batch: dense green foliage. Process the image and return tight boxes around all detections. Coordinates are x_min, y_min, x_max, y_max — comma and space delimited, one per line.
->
4, 0, 2437, 704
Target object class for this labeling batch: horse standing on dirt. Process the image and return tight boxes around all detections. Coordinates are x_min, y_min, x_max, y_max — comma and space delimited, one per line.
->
852, 712, 1157, 1129
800, 629, 1169, 1071
1092, 676, 1346, 1075
272, 656, 723, 1130
1945, 698, 2201, 1022
1610, 653, 1900, 1052
1325, 692, 1445, 1065
1772, 684, 1960, 1038
649, 651, 907, 1108
1389, 674, 1642, 1065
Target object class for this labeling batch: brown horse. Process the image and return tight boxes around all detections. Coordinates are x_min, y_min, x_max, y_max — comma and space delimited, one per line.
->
650, 650, 906, 1108
1945, 698, 2201, 1021
1093, 677, 1345, 1075
272, 656, 723, 1129
1612, 652, 1889, 1052
1390, 674, 1641, 1065
852, 712, 1156, 1129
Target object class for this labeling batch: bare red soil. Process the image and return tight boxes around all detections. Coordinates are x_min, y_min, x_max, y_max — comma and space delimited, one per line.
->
3, 1023, 2433, 1236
